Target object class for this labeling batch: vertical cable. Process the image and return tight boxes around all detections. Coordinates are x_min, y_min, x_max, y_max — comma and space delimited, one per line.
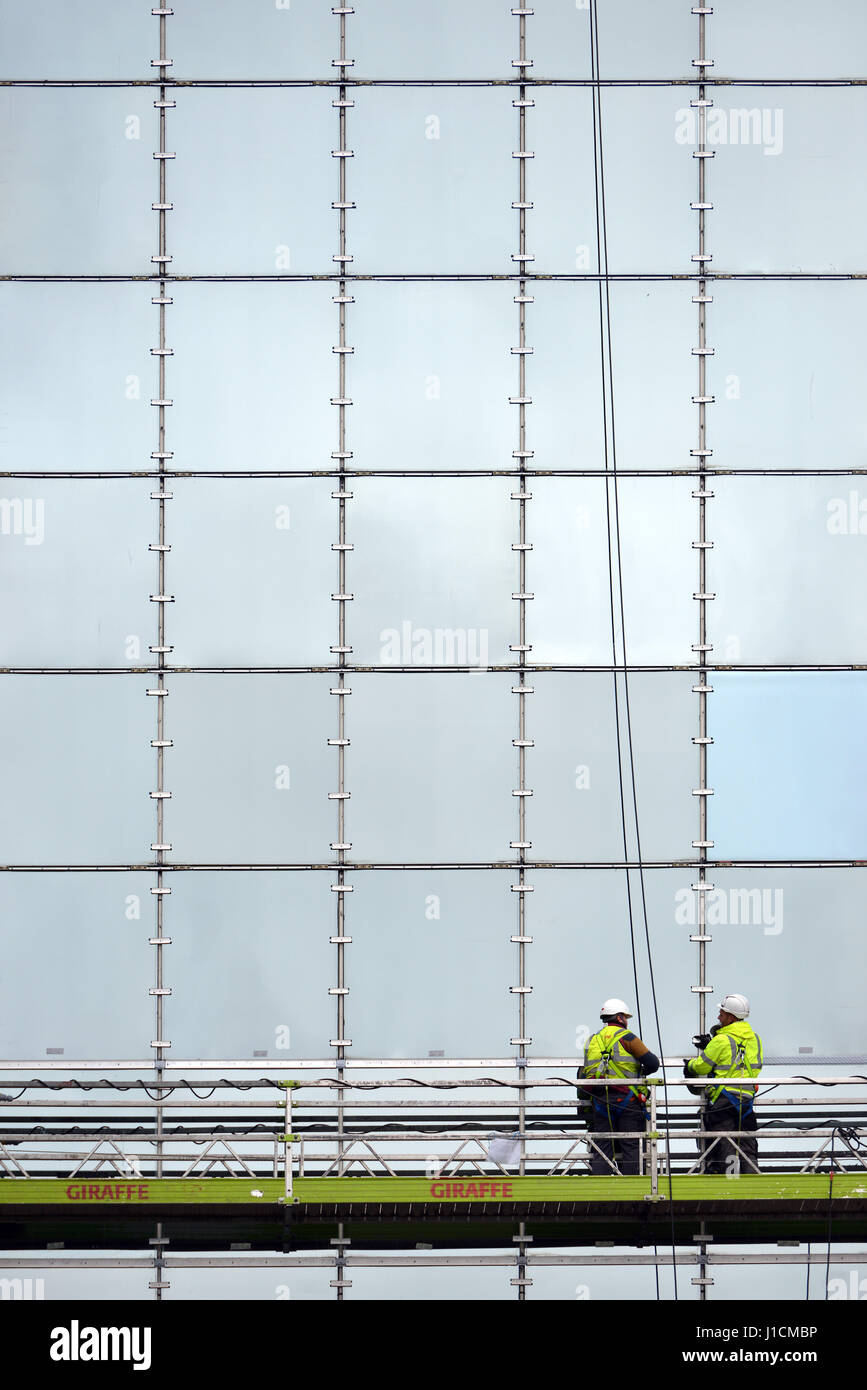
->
509, 1, 535, 1303
327, 4, 356, 1206
148, 7, 176, 1285
588, 0, 678, 1299
689, 1, 716, 1301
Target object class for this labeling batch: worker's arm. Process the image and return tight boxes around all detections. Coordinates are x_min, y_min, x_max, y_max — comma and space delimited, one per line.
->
685, 1032, 729, 1077
621, 1033, 660, 1075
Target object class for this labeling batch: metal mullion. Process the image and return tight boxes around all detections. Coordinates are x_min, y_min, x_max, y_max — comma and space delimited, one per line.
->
509, 16, 533, 1251
9, 271, 867, 282
148, 6, 174, 1252
4, 77, 864, 88
7, 467, 867, 478
329, 2, 355, 1196
690, 0, 714, 1301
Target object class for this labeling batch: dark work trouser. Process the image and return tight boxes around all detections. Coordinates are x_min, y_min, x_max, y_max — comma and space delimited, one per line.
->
702, 1095, 759, 1174
586, 1095, 646, 1175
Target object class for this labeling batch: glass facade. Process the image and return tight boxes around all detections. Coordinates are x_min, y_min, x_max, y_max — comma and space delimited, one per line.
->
1, 0, 865, 1306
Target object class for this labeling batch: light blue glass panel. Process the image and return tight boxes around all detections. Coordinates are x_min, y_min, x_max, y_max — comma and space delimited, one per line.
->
710, 282, 867, 472
531, 479, 695, 664
0, 90, 153, 274
710, 674, 867, 860
606, 284, 696, 471
349, 675, 515, 860
167, 1266, 336, 1301
168, 872, 332, 1058
349, 872, 513, 1056
169, 479, 334, 666
529, 283, 604, 472
171, 0, 333, 78
712, 477, 867, 664
170, 91, 333, 275
0, 480, 153, 666
169, 283, 333, 472
529, 1258, 677, 1301
530, 869, 696, 1058
351, 283, 514, 472
701, 870, 864, 1057
529, 90, 596, 275
598, 89, 696, 273
492, 285, 694, 474
353, 0, 513, 79
711, 90, 867, 271
351, 89, 513, 273
167, 676, 334, 863
533, 0, 695, 81
0, 676, 153, 861
350, 479, 514, 667
713, 0, 867, 78
0, 1, 152, 78
0, 873, 151, 1057
346, 1265, 514, 1301
0, 285, 154, 473
531, 675, 697, 863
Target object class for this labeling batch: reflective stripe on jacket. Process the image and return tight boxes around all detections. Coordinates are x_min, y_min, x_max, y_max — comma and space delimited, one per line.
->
686, 1020, 763, 1105
580, 1025, 647, 1103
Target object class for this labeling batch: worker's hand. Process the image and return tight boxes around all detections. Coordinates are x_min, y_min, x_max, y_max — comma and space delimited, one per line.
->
682, 1060, 694, 1077
692, 1033, 711, 1049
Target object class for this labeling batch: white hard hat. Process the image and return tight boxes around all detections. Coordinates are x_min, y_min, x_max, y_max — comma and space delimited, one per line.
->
720, 993, 750, 1019
600, 998, 632, 1018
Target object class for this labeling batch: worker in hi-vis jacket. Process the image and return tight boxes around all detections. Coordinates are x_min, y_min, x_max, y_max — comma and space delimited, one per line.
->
577, 999, 660, 1175
684, 993, 762, 1174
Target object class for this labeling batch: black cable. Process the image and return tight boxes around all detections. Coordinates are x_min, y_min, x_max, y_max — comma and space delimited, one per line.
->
588, 0, 678, 1301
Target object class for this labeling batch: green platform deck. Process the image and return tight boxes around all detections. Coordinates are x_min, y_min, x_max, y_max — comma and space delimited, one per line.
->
1, 1175, 864, 1250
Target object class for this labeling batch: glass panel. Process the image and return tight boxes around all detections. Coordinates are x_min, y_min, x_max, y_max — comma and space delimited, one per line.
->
171, 91, 333, 275
353, 0, 513, 80
0, 91, 153, 274
528, 89, 596, 275
0, 480, 153, 666
168, 872, 332, 1058
710, 673, 867, 859
167, 675, 333, 863
169, 283, 333, 473
531, 479, 695, 664
0, 285, 155, 474
711, 89, 867, 272
713, 0, 867, 78
170, 479, 334, 666
711, 282, 867, 473
167, 1265, 336, 1301
171, 0, 333, 79
351, 283, 514, 472
351, 89, 513, 273
350, 479, 514, 667
346, 1264, 514, 1301
531, 675, 697, 864
531, 284, 695, 474
0, 677, 152, 861
533, 0, 695, 82
699, 870, 863, 1056
529, 1257, 677, 1301
599, 89, 696, 273
0, 873, 151, 1057
712, 476, 867, 664
349, 872, 513, 1056
0, 0, 152, 78
349, 675, 515, 860
530, 869, 696, 1058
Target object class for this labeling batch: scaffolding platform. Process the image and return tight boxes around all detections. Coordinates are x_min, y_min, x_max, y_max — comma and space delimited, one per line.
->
2, 1175, 865, 1251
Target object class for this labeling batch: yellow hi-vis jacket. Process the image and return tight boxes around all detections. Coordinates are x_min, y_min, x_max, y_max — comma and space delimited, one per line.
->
579, 1025, 648, 1103
686, 1020, 763, 1105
